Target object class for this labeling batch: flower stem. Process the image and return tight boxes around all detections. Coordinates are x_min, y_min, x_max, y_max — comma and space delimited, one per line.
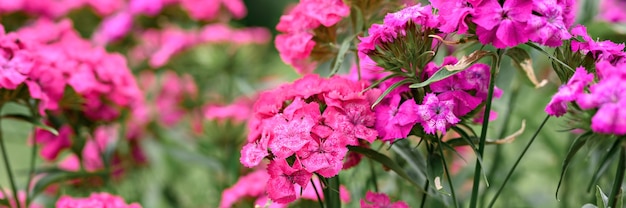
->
609, 143, 626, 208
437, 136, 459, 208
25, 125, 37, 206
487, 115, 550, 208
469, 49, 502, 208
323, 176, 341, 208
0, 110, 21, 208
311, 178, 325, 208
420, 180, 429, 208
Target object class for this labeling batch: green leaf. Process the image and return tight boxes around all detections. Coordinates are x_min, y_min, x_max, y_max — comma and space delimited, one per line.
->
427, 152, 446, 193
348, 145, 429, 194
30, 170, 107, 199
587, 139, 622, 192
526, 42, 575, 73
409, 50, 491, 88
323, 176, 341, 208
390, 140, 428, 185
0, 198, 9, 206
597, 185, 609, 208
330, 38, 353, 76
1, 113, 58, 136
556, 132, 592, 199
450, 126, 489, 187
371, 78, 412, 108
505, 47, 547, 88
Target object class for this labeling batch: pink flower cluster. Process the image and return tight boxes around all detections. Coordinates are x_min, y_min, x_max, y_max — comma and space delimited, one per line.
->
0, 0, 123, 18
275, 0, 350, 74
546, 61, 626, 135
430, 0, 574, 48
241, 74, 378, 203
374, 56, 497, 141
358, 3, 439, 55
220, 169, 350, 208
360, 191, 409, 208
599, 0, 626, 23
93, 0, 249, 45
129, 24, 270, 68
56, 192, 141, 208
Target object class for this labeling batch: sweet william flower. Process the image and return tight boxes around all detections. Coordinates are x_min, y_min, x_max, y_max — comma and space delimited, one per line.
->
418, 93, 460, 135
526, 0, 572, 47
360, 191, 409, 208
275, 32, 317, 74
266, 160, 312, 204
473, 0, 532, 48
56, 192, 141, 208
430, 0, 474, 34
374, 94, 420, 142
545, 67, 594, 116
298, 132, 348, 177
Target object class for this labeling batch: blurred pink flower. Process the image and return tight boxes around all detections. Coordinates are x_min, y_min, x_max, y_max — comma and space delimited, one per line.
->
360, 191, 409, 208
93, 11, 134, 45
34, 125, 73, 161
56, 192, 141, 208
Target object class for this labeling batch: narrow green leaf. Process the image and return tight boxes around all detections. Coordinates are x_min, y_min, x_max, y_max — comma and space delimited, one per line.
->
526, 42, 575, 73
1, 114, 58, 136
597, 185, 609, 208
587, 139, 621, 192
450, 126, 489, 187
389, 140, 428, 186
330, 38, 353, 76
427, 152, 446, 193
505, 47, 547, 88
556, 132, 592, 199
348, 145, 429, 194
409, 50, 491, 88
371, 78, 412, 109
30, 170, 107, 199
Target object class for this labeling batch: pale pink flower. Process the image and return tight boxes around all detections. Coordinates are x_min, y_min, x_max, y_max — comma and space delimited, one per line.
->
417, 93, 460, 135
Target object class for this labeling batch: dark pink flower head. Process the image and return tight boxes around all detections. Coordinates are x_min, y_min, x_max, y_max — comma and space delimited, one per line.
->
430, 0, 474, 34
0, 30, 33, 90
360, 191, 409, 208
297, 131, 348, 177
323, 100, 378, 145
526, 0, 572, 47
56, 192, 141, 208
545, 67, 594, 116
374, 94, 420, 142
276, 4, 321, 33
418, 93, 460, 135
301, 0, 350, 27
266, 160, 312, 204
473, 0, 532, 48
275, 32, 317, 74
599, 0, 626, 23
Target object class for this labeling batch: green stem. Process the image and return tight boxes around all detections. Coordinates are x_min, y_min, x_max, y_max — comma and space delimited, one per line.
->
311, 178, 325, 208
487, 115, 550, 208
469, 50, 502, 208
420, 180, 429, 208
25, 126, 37, 206
368, 158, 379, 192
0, 111, 21, 208
324, 176, 341, 208
609, 143, 626, 208
437, 136, 459, 208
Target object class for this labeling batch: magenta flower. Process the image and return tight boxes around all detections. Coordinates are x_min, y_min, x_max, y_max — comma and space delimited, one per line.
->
526, 0, 572, 47
298, 132, 348, 177
35, 125, 73, 161
418, 93, 460, 135
473, 0, 532, 48
374, 94, 420, 142
266, 160, 312, 204
570, 25, 626, 62
93, 11, 134, 45
545, 67, 594, 116
323, 101, 378, 145
360, 191, 409, 208
301, 0, 350, 27
220, 169, 269, 208
430, 0, 474, 34
56, 192, 141, 208
599, 0, 626, 23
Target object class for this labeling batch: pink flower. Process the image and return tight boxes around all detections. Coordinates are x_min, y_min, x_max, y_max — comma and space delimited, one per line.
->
220, 169, 270, 208
570, 25, 626, 62
266, 160, 312, 204
430, 0, 474, 34
276, 4, 321, 33
473, 0, 532, 48
599, 0, 626, 23
221, 0, 247, 19
323, 100, 378, 145
374, 94, 419, 142
526, 0, 572, 47
545, 67, 594, 116
93, 11, 134, 45
267, 113, 317, 159
240, 141, 269, 168
417, 93, 460, 135
301, 0, 350, 27
298, 132, 348, 177
35, 125, 73, 161
129, 0, 167, 16
180, 0, 221, 21
275, 32, 317, 74
56, 192, 141, 208
360, 191, 409, 208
